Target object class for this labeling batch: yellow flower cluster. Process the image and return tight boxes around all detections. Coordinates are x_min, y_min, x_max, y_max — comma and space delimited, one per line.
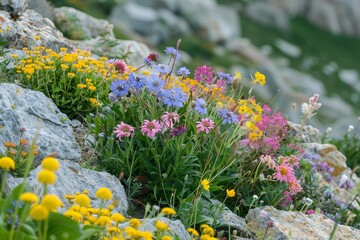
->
187, 224, 217, 240
37, 157, 59, 185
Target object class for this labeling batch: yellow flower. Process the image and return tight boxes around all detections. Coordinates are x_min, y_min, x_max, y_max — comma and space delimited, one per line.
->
129, 218, 141, 228
111, 213, 126, 223
83, 190, 89, 194
161, 207, 176, 216
41, 194, 63, 211
187, 228, 199, 237
107, 226, 121, 234
67, 72, 76, 78
108, 204, 114, 211
99, 208, 110, 216
95, 187, 112, 201
253, 71, 266, 86
226, 189, 236, 198
34, 35, 41, 40
88, 85, 96, 91
37, 169, 56, 184
200, 224, 214, 237
30, 204, 49, 221
234, 71, 242, 80
20, 192, 39, 203
162, 236, 172, 240
0, 156, 15, 171
41, 157, 59, 171
95, 216, 111, 227
201, 179, 210, 191
155, 220, 168, 231
77, 84, 87, 89
75, 194, 91, 207
64, 210, 83, 222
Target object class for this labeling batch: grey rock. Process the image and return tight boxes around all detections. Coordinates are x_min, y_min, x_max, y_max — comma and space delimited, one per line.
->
5, 160, 128, 214
136, 217, 191, 239
246, 206, 360, 240
0, 0, 27, 16
72, 37, 151, 67
274, 39, 301, 58
0, 9, 73, 51
27, 0, 54, 21
226, 38, 268, 65
287, 121, 321, 143
0, 83, 81, 165
54, 7, 114, 40
245, 2, 289, 32
307, 0, 341, 35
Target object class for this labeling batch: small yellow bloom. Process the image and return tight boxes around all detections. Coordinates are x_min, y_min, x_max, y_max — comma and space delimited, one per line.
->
34, 35, 41, 40
37, 169, 56, 184
6, 27, 11, 31
30, 204, 49, 221
95, 216, 111, 227
95, 187, 112, 201
0, 156, 15, 171
41, 194, 63, 211
88, 85, 96, 91
77, 84, 87, 89
155, 220, 168, 231
20, 192, 39, 203
74, 194, 91, 207
226, 189, 236, 198
111, 213, 126, 223
41, 157, 59, 171
253, 71, 266, 86
129, 218, 141, 228
161, 207, 176, 215
201, 179, 210, 191
162, 236, 172, 240
108, 204, 114, 211
187, 228, 199, 237
64, 210, 83, 222
67, 72, 76, 78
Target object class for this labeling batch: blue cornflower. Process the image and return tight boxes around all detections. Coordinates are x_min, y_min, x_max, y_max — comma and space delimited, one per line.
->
110, 80, 130, 97
128, 73, 146, 91
217, 72, 233, 84
217, 108, 239, 125
144, 58, 154, 67
145, 74, 165, 93
177, 67, 190, 77
165, 47, 181, 61
154, 64, 171, 74
194, 98, 207, 114
161, 87, 188, 108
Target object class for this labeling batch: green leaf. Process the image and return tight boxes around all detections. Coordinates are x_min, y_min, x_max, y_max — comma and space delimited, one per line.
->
47, 212, 82, 240
78, 225, 102, 240
1, 182, 26, 214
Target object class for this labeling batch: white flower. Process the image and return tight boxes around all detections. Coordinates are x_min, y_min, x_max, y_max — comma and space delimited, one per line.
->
347, 125, 354, 133
325, 127, 332, 134
339, 174, 349, 187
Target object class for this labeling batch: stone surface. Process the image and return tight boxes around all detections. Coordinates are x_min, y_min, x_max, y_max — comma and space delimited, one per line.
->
274, 39, 301, 58
0, 9, 73, 50
0, 0, 27, 16
5, 160, 128, 214
246, 206, 360, 240
287, 121, 321, 143
72, 37, 151, 67
0, 83, 81, 164
303, 143, 347, 176
27, 0, 54, 21
54, 6, 114, 40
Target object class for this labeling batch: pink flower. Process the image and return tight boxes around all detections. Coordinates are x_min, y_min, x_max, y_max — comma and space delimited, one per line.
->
260, 155, 276, 169
111, 59, 129, 74
280, 190, 293, 208
141, 120, 162, 138
306, 209, 315, 215
196, 118, 215, 134
288, 179, 302, 195
273, 163, 295, 183
194, 65, 214, 84
161, 112, 180, 129
114, 122, 135, 141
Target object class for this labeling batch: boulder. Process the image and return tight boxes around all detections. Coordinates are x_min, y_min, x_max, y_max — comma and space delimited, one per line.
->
246, 206, 360, 240
274, 39, 301, 58
0, 9, 73, 51
0, 0, 27, 16
53, 6, 114, 40
27, 0, 54, 21
0, 83, 81, 165
5, 160, 128, 214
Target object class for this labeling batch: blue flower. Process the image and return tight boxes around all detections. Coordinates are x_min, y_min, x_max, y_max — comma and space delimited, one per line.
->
144, 58, 154, 67
217, 72, 233, 84
217, 108, 239, 125
177, 67, 190, 77
161, 87, 187, 108
165, 47, 181, 61
145, 74, 165, 93
128, 73, 146, 91
154, 64, 171, 74
194, 98, 207, 114
110, 80, 130, 97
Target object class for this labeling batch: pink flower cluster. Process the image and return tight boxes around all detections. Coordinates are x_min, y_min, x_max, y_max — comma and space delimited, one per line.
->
114, 122, 135, 141
196, 118, 215, 134
260, 155, 302, 196
194, 65, 214, 84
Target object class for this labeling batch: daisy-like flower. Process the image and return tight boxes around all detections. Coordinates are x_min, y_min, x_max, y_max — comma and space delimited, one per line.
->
110, 80, 130, 97
288, 180, 302, 195
128, 73, 145, 91
252, 71, 266, 86
154, 64, 171, 74
141, 120, 162, 138
170, 124, 186, 137
201, 179, 210, 191
196, 118, 214, 134
165, 47, 181, 61
273, 163, 295, 183
161, 87, 188, 108
109, 59, 129, 74
145, 74, 165, 93
217, 72, 233, 84
161, 112, 180, 128
177, 67, 190, 77
217, 108, 239, 125
114, 122, 135, 141
194, 98, 207, 114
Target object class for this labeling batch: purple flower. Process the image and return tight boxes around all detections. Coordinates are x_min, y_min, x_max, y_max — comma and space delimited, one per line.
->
177, 67, 190, 77
194, 98, 207, 114
128, 73, 145, 91
110, 80, 130, 97
194, 65, 214, 84
217, 108, 239, 125
217, 72, 233, 84
170, 124, 186, 137
144, 58, 154, 67
161, 87, 188, 108
145, 74, 165, 93
165, 47, 181, 61
154, 64, 170, 74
